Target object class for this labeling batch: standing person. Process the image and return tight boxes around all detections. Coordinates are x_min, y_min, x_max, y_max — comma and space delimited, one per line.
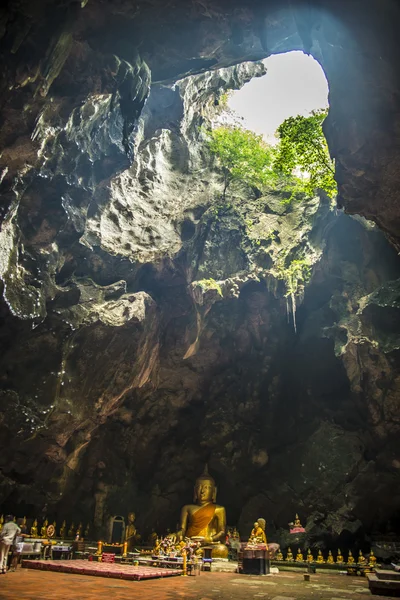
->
0, 516, 20, 574
11, 519, 27, 571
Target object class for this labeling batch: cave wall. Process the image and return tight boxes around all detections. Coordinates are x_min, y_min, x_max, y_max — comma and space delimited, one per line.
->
0, 0, 400, 546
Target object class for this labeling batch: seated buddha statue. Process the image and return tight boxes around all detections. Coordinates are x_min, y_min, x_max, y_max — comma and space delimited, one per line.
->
336, 549, 344, 564
316, 549, 325, 563
357, 550, 366, 565
347, 550, 355, 565
294, 513, 302, 527
249, 521, 267, 544
177, 466, 226, 555
40, 519, 48, 538
307, 548, 314, 563
286, 547, 293, 561
327, 550, 334, 564
59, 520, 66, 538
276, 549, 284, 561
68, 522, 75, 538
369, 550, 377, 567
295, 548, 304, 562
31, 519, 38, 537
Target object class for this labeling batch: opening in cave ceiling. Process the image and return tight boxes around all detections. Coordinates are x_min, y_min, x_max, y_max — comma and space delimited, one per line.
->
228, 51, 329, 145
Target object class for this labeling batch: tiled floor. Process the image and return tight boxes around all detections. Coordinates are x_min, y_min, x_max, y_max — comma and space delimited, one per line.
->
0, 568, 389, 600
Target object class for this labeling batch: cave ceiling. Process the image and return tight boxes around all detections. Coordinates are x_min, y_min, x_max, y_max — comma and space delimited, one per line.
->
0, 0, 400, 544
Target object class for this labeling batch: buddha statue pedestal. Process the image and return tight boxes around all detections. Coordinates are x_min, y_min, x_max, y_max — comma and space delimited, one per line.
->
177, 466, 228, 559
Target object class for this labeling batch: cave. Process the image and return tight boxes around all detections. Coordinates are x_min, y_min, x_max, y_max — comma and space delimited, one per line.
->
0, 0, 400, 561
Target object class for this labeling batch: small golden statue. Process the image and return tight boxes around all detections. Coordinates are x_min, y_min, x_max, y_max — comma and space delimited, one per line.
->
369, 550, 377, 567
177, 465, 227, 557
76, 523, 82, 537
153, 537, 162, 555
316, 549, 325, 563
327, 550, 334, 564
357, 550, 366, 565
336, 549, 344, 564
307, 548, 314, 563
276, 549, 284, 561
294, 513, 302, 527
249, 520, 267, 544
295, 548, 304, 562
285, 547, 294, 561
41, 518, 48, 538
31, 519, 38, 537
68, 522, 75, 538
59, 520, 66, 538
125, 512, 138, 552
347, 550, 355, 565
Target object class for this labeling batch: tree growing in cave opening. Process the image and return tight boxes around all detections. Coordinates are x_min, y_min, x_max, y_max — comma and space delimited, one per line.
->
207, 125, 273, 200
273, 109, 336, 202
206, 112, 334, 333
206, 110, 336, 203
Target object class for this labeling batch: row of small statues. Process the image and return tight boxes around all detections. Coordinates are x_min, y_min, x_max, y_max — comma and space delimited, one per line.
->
0, 515, 90, 539
277, 547, 378, 567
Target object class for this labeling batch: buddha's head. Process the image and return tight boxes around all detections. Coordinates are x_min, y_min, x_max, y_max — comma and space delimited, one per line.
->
253, 522, 259, 529
128, 512, 136, 524
193, 465, 217, 504
257, 518, 266, 531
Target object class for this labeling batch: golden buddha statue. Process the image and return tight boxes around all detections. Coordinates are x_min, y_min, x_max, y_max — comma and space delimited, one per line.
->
369, 550, 377, 567
357, 550, 366, 565
125, 512, 138, 552
316, 549, 325, 563
307, 548, 314, 562
76, 523, 82, 538
294, 513, 302, 527
295, 548, 304, 562
336, 549, 344, 564
31, 519, 38, 537
286, 547, 293, 561
22, 516, 28, 533
249, 520, 267, 544
327, 550, 334, 564
68, 522, 75, 538
177, 466, 226, 555
347, 550, 355, 565
40, 519, 48, 538
276, 549, 284, 561
59, 520, 66, 538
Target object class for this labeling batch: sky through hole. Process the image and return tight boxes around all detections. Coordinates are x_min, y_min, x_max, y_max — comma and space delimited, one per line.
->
227, 51, 329, 144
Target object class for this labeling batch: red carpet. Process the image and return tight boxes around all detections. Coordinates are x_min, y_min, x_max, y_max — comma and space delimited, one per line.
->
22, 559, 182, 581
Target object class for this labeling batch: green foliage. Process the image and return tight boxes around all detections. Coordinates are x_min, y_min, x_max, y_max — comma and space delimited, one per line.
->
277, 259, 311, 297
197, 278, 223, 297
273, 110, 337, 200
276, 258, 312, 333
207, 125, 273, 198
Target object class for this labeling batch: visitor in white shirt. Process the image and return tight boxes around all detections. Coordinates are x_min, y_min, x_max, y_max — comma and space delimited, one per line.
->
0, 515, 21, 574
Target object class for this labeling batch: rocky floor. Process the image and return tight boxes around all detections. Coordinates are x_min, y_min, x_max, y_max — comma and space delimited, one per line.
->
0, 568, 388, 600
